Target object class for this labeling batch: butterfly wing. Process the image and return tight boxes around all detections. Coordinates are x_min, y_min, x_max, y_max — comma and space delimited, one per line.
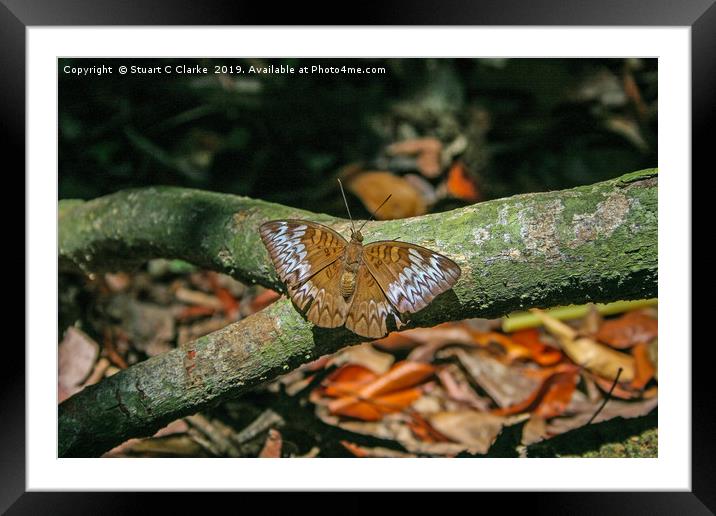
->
259, 220, 350, 322
362, 241, 461, 314
259, 219, 347, 292
345, 265, 401, 339
300, 259, 353, 328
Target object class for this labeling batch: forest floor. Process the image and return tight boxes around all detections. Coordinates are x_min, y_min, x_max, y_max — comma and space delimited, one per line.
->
59, 260, 658, 458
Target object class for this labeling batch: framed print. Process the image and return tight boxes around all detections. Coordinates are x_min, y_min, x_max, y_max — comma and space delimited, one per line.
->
4, 0, 709, 512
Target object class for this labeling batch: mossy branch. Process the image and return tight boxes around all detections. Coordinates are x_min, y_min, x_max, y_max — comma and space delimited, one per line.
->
58, 169, 657, 457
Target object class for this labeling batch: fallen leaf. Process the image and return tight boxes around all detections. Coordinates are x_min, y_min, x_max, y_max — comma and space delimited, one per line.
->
329, 388, 423, 421
592, 375, 643, 400
386, 137, 443, 177
405, 411, 451, 443
208, 272, 240, 319
248, 288, 280, 313
347, 171, 427, 219
428, 411, 506, 454
531, 309, 635, 382
350, 361, 435, 399
58, 327, 100, 402
440, 348, 541, 408
436, 365, 491, 410
372, 331, 420, 352
258, 429, 283, 458
509, 328, 563, 366
325, 361, 434, 420
176, 305, 216, 321
329, 343, 395, 375
595, 310, 658, 349
321, 364, 378, 398
106, 295, 175, 354
521, 415, 549, 445
547, 392, 658, 436
470, 331, 533, 362
174, 287, 224, 310
341, 441, 416, 458
493, 364, 580, 419
445, 161, 481, 202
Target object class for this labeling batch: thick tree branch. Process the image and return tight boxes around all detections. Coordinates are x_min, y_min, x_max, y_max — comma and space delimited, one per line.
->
58, 169, 657, 457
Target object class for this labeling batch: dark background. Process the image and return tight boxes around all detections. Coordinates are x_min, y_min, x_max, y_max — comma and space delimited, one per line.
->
59, 57, 657, 214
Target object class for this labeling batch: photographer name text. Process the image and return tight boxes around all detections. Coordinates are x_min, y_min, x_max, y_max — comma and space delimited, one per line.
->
62, 64, 387, 77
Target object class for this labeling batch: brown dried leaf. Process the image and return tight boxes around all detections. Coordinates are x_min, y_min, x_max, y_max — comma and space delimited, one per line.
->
428, 411, 506, 454
440, 348, 541, 408
595, 310, 658, 349
58, 327, 100, 402
329, 343, 395, 375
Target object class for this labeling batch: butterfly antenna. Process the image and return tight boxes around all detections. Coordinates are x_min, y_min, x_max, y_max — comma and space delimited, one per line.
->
358, 194, 392, 233
337, 178, 356, 233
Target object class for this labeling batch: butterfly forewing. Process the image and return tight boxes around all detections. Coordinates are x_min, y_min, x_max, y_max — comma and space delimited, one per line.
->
362, 241, 461, 314
259, 220, 346, 289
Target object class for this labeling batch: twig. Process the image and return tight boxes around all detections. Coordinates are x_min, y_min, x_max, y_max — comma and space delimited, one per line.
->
186, 414, 242, 457
586, 367, 623, 425
233, 409, 284, 446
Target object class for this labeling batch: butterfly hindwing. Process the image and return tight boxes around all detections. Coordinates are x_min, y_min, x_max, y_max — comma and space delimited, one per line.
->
345, 265, 401, 339
362, 241, 461, 314
259, 220, 347, 291
298, 259, 352, 328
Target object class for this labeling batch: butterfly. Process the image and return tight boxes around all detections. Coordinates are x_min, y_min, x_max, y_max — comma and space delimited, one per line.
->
259, 181, 461, 339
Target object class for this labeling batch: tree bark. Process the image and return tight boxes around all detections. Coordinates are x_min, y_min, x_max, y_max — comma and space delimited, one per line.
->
58, 168, 657, 457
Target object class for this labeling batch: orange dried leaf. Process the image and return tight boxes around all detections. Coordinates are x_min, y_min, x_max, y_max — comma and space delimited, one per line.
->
258, 429, 282, 458
360, 361, 435, 398
493, 364, 579, 419
509, 328, 564, 366
471, 331, 533, 362
595, 311, 658, 349
177, 305, 216, 321
593, 376, 641, 400
446, 161, 481, 202
207, 272, 240, 317
533, 370, 579, 419
250, 289, 280, 313
322, 364, 378, 398
372, 332, 419, 351
328, 387, 423, 421
347, 171, 427, 219
325, 361, 434, 421
340, 440, 370, 457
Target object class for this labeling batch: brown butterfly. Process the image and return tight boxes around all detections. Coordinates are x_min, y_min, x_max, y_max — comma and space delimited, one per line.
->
259, 180, 461, 339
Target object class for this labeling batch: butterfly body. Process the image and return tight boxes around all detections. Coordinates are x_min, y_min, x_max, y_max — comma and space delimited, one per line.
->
259, 219, 461, 339
339, 232, 365, 299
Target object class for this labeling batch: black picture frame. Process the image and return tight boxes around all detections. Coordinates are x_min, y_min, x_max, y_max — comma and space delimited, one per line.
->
4, 0, 708, 512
